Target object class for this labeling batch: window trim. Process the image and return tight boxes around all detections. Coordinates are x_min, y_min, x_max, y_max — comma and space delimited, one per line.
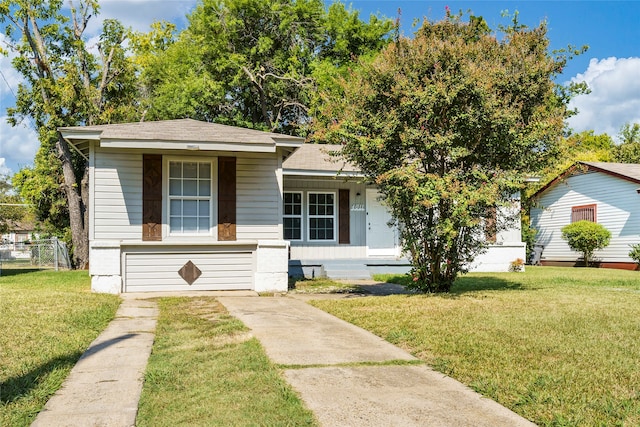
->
571, 203, 597, 223
307, 191, 337, 242
283, 191, 303, 241
164, 156, 217, 238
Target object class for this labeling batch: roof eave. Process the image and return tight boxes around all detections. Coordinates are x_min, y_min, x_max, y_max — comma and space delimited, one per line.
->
283, 169, 365, 178
60, 129, 103, 141
532, 161, 640, 199
580, 162, 640, 185
274, 137, 305, 148
98, 138, 277, 153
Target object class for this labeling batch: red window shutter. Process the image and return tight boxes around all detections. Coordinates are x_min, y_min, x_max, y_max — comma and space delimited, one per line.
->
339, 189, 350, 244
142, 154, 162, 241
218, 157, 236, 241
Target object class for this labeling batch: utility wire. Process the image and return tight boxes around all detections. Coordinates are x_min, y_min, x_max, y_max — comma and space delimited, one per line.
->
0, 67, 38, 132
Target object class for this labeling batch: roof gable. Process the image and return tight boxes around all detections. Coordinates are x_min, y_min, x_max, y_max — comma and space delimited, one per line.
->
533, 161, 640, 198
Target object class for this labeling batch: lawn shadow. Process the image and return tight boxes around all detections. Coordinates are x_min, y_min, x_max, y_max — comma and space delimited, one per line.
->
0, 351, 82, 404
0, 268, 42, 276
375, 274, 529, 297
451, 275, 527, 294
357, 282, 411, 296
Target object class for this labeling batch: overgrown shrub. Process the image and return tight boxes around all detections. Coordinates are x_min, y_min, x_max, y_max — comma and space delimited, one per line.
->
629, 244, 640, 266
561, 221, 611, 267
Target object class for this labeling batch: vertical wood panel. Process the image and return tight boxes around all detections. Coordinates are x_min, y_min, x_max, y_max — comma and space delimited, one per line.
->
142, 154, 162, 241
339, 189, 350, 244
485, 207, 497, 243
218, 157, 236, 240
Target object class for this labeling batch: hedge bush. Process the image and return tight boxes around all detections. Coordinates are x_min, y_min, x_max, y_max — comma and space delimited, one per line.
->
561, 220, 611, 267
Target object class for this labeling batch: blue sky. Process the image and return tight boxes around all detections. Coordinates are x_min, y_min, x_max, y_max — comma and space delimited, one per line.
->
1, 0, 639, 176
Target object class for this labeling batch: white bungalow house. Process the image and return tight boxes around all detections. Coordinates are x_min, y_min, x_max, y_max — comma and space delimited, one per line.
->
62, 119, 527, 294
61, 119, 304, 293
530, 161, 640, 269
283, 143, 526, 278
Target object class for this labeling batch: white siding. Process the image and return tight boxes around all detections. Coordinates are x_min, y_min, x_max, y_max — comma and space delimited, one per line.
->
92, 150, 284, 242
531, 171, 640, 263
237, 154, 280, 240
94, 150, 142, 240
284, 178, 368, 260
123, 246, 254, 292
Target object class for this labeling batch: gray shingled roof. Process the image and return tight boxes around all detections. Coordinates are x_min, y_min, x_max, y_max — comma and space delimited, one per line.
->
282, 143, 361, 174
581, 161, 640, 182
59, 118, 304, 144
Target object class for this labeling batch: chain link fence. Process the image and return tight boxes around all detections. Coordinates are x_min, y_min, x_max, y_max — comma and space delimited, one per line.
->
0, 238, 71, 271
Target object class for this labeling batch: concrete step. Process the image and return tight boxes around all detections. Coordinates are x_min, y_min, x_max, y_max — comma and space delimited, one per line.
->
323, 264, 371, 280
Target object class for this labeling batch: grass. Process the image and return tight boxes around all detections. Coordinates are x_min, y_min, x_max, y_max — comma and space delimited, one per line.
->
310, 267, 640, 427
136, 297, 317, 426
0, 269, 121, 427
289, 277, 364, 294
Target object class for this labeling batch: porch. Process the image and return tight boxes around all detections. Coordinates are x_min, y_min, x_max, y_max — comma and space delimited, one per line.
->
288, 258, 411, 280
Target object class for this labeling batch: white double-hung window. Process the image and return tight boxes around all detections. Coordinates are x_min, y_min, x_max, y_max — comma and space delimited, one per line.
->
168, 160, 212, 235
283, 192, 302, 240
308, 192, 335, 241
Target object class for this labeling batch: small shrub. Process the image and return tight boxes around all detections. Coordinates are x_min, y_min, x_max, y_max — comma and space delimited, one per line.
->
509, 258, 525, 272
629, 244, 640, 266
561, 221, 611, 267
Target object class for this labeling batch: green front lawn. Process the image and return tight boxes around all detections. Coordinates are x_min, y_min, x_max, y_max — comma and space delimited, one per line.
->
310, 267, 640, 426
5, 266, 637, 426
0, 269, 121, 426
137, 297, 317, 426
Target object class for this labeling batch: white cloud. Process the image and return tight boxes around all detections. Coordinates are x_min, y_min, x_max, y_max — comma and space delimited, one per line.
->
0, 117, 39, 175
0, 158, 10, 176
567, 57, 640, 140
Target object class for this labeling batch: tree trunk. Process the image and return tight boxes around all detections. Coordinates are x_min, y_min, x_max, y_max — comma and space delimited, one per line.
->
56, 134, 89, 269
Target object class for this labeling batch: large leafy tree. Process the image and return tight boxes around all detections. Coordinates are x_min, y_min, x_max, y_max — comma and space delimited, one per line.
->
1, 0, 140, 267
614, 122, 640, 163
0, 175, 29, 235
322, 13, 579, 292
133, 0, 393, 135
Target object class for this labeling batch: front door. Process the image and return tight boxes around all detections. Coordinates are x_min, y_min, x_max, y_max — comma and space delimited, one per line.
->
366, 189, 399, 257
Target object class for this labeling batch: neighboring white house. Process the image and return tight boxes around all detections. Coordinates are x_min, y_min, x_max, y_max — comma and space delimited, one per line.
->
1, 220, 36, 260
61, 119, 527, 294
283, 144, 527, 278
530, 161, 640, 270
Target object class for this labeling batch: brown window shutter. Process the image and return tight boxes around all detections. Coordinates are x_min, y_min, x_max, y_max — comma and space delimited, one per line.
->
339, 189, 350, 244
142, 154, 162, 241
218, 157, 236, 241
485, 207, 497, 243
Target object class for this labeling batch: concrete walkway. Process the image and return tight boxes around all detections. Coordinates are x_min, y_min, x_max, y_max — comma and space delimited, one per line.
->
219, 296, 536, 427
31, 296, 158, 427
31, 289, 536, 426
